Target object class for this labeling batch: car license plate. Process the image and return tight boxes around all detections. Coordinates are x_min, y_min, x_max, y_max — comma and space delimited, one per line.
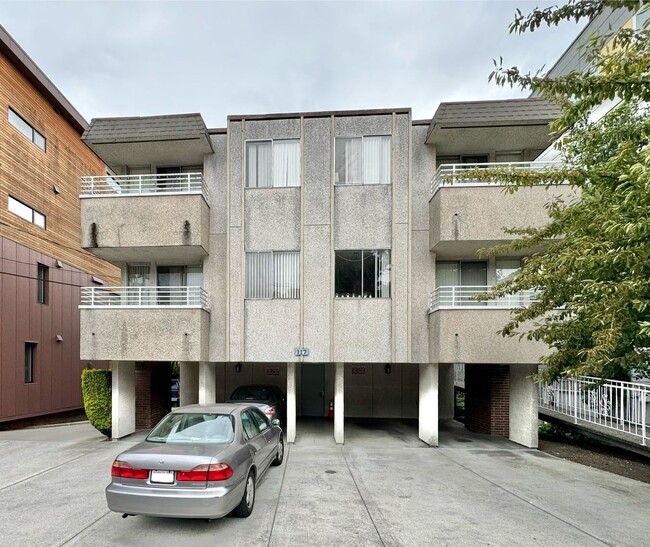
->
150, 470, 174, 484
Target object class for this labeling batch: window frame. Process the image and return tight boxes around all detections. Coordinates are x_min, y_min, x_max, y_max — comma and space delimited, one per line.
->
334, 135, 392, 186
245, 138, 301, 189
8, 107, 46, 152
8, 196, 46, 229
334, 249, 392, 299
245, 250, 300, 300
25, 342, 36, 384
37, 263, 49, 304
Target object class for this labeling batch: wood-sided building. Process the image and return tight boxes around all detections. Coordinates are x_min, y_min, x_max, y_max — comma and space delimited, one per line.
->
0, 25, 119, 423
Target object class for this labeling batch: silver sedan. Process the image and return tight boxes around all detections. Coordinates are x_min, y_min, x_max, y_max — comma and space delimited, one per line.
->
105, 403, 284, 519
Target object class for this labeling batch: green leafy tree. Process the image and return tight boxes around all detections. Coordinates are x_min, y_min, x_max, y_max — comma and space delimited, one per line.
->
458, 1, 650, 381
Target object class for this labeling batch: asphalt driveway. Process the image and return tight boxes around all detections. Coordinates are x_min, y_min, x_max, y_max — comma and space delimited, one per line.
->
1, 420, 649, 546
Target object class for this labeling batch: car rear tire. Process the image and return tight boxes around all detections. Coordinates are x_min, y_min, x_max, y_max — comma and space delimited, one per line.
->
272, 435, 284, 466
232, 470, 255, 518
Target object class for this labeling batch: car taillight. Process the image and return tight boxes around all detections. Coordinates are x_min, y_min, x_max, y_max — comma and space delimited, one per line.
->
111, 459, 149, 480
176, 463, 233, 482
264, 406, 276, 415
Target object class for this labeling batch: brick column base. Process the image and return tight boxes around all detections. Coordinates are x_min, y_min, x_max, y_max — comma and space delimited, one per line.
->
465, 364, 509, 437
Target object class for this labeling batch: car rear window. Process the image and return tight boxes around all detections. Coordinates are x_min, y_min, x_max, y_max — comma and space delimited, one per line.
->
146, 413, 234, 444
230, 386, 272, 401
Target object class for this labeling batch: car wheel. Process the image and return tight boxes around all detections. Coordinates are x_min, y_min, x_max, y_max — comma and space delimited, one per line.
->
272, 435, 284, 466
232, 470, 255, 518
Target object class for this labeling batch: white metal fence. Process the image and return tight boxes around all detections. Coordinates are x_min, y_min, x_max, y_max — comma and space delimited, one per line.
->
538, 376, 649, 446
430, 160, 562, 196
80, 173, 208, 200
80, 286, 209, 309
428, 285, 538, 312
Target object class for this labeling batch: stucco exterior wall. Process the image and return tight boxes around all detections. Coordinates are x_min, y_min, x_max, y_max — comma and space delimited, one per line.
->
244, 300, 301, 362
333, 185, 392, 249
245, 187, 301, 251
80, 308, 209, 362
333, 299, 392, 362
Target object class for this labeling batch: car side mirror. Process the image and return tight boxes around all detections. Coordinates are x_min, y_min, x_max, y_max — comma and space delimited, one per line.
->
271, 418, 281, 426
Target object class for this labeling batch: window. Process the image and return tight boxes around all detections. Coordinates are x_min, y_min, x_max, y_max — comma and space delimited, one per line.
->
435, 261, 487, 287
335, 250, 391, 298
8, 196, 46, 228
25, 343, 36, 383
496, 259, 522, 282
37, 264, 48, 304
249, 409, 269, 432
241, 411, 261, 439
8, 108, 46, 151
335, 136, 391, 185
245, 251, 299, 299
246, 139, 300, 188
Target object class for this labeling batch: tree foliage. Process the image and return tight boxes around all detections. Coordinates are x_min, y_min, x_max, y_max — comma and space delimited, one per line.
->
459, 1, 650, 381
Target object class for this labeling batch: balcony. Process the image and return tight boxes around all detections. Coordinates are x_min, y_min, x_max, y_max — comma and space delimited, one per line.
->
80, 173, 210, 263
80, 286, 210, 362
428, 161, 571, 258
428, 285, 549, 365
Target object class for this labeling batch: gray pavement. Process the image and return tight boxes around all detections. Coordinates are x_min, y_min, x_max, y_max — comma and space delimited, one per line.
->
1, 419, 649, 546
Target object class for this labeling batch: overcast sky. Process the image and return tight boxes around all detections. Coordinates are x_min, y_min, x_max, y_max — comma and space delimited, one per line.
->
0, 0, 583, 128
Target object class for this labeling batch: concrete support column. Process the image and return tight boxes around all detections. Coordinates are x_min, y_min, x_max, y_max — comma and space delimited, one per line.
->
439, 363, 455, 421
334, 362, 344, 444
509, 364, 539, 448
180, 362, 199, 406
419, 363, 439, 446
286, 362, 297, 443
112, 361, 135, 439
199, 362, 216, 405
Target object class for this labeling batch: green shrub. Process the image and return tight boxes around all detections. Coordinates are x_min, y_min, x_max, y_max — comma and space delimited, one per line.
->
81, 369, 112, 438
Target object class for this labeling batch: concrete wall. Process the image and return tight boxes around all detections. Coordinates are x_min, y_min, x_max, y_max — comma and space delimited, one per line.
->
244, 300, 301, 362
429, 185, 576, 257
333, 300, 392, 362
81, 194, 210, 263
429, 309, 549, 365
80, 308, 209, 362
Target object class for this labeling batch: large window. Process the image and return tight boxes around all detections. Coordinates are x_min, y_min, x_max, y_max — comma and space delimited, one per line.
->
8, 196, 46, 229
8, 108, 46, 151
335, 136, 391, 185
496, 258, 522, 282
37, 264, 48, 304
246, 140, 300, 188
246, 251, 299, 299
25, 343, 36, 383
435, 261, 487, 287
335, 250, 391, 298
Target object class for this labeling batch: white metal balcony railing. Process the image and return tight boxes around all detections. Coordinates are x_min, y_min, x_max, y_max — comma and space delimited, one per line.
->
80, 173, 209, 200
538, 376, 649, 446
79, 286, 209, 309
428, 285, 538, 313
430, 161, 562, 197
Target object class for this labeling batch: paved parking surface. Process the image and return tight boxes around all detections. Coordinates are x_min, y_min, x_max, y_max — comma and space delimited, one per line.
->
2, 420, 650, 546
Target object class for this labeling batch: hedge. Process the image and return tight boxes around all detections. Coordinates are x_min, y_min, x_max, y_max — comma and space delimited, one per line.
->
81, 369, 112, 438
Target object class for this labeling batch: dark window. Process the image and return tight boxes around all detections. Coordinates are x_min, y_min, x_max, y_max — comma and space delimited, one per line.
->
335, 250, 391, 298
25, 343, 36, 383
37, 263, 48, 304
241, 411, 261, 439
230, 386, 272, 402
8, 108, 46, 151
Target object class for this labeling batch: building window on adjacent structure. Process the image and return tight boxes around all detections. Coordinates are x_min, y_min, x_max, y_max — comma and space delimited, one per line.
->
8, 108, 46, 151
246, 251, 300, 299
335, 250, 391, 298
37, 263, 49, 304
25, 343, 36, 383
335, 136, 391, 185
8, 196, 46, 229
246, 139, 300, 188
496, 258, 522, 282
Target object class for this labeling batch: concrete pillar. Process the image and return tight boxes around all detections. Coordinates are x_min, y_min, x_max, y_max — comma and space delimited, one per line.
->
286, 362, 297, 443
334, 362, 344, 444
419, 363, 439, 446
509, 364, 539, 448
112, 361, 135, 439
439, 363, 455, 421
180, 362, 199, 406
199, 362, 216, 404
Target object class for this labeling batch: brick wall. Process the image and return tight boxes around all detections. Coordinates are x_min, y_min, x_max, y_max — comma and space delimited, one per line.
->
465, 364, 509, 437
135, 363, 171, 429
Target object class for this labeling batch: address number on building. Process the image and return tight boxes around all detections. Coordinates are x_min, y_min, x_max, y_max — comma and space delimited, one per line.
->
294, 347, 310, 356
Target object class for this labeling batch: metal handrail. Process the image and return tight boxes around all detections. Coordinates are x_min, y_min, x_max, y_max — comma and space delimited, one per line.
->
428, 285, 538, 313
79, 286, 209, 309
539, 375, 649, 446
80, 173, 209, 201
430, 160, 562, 197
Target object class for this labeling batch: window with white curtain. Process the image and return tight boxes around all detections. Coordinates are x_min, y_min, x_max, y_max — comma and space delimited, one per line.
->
335, 250, 391, 298
246, 139, 300, 188
246, 251, 300, 299
335, 136, 391, 185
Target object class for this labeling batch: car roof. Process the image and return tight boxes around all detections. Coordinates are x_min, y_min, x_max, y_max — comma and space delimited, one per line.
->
170, 403, 248, 415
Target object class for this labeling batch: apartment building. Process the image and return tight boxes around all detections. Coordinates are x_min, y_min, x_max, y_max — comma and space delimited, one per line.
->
77, 96, 579, 447
0, 26, 119, 423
